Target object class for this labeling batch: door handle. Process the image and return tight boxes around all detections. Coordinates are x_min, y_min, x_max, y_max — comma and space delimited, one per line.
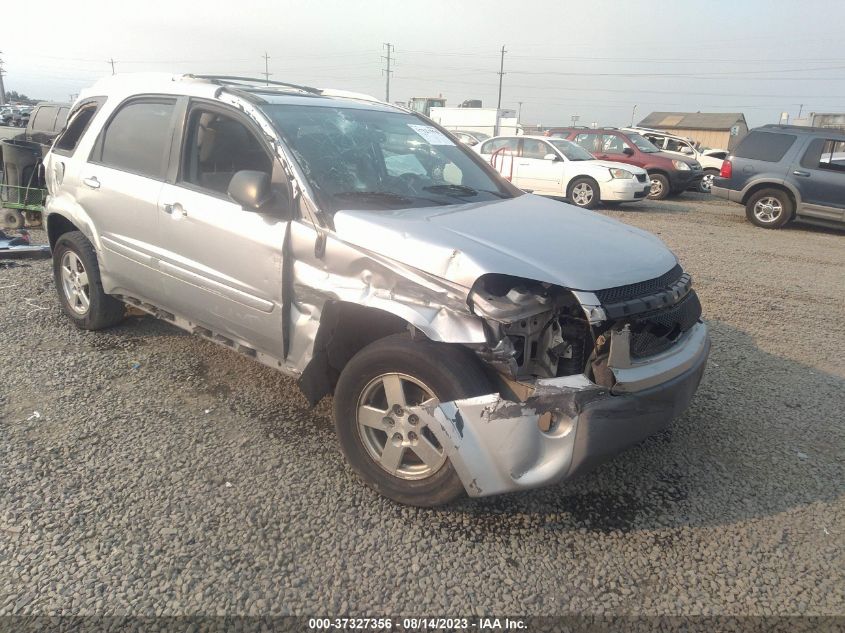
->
793, 170, 810, 177
163, 202, 188, 218
82, 176, 100, 189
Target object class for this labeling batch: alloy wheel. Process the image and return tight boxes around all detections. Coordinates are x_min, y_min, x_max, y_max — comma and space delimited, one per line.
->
60, 251, 90, 315
356, 373, 447, 480
700, 173, 715, 193
649, 177, 664, 198
571, 182, 594, 206
753, 196, 783, 223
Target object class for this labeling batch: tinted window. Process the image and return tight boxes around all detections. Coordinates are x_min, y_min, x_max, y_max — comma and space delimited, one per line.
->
521, 139, 552, 159
480, 138, 519, 154
803, 138, 845, 173
734, 131, 796, 162
97, 100, 176, 179
31, 106, 57, 132
180, 108, 272, 195
55, 102, 101, 153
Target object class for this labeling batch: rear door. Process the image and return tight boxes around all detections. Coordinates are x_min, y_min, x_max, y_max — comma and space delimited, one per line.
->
794, 137, 845, 222
155, 100, 288, 358
77, 96, 178, 301
516, 138, 563, 194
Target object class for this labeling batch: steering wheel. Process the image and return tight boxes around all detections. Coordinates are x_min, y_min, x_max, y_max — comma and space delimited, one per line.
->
396, 172, 426, 195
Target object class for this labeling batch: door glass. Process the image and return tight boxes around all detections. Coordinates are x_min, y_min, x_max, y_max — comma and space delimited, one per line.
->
819, 140, 845, 173
481, 138, 518, 154
180, 109, 273, 195
601, 134, 632, 155
97, 100, 176, 179
521, 139, 552, 159
573, 133, 599, 153
665, 138, 689, 152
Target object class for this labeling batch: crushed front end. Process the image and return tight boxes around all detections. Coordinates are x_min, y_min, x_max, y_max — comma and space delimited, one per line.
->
410, 265, 710, 497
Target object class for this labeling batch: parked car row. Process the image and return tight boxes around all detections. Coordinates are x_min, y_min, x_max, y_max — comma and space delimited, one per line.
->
475, 135, 650, 208
1, 106, 33, 127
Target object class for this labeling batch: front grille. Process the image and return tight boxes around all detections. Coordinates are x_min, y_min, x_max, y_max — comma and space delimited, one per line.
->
595, 264, 683, 304
636, 173, 647, 183
629, 290, 702, 358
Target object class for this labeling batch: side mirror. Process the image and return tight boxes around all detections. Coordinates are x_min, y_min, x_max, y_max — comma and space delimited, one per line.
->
228, 170, 274, 211
543, 153, 559, 161
622, 147, 634, 156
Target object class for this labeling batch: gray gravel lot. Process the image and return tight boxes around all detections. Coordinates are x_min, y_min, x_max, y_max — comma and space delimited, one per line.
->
0, 194, 843, 617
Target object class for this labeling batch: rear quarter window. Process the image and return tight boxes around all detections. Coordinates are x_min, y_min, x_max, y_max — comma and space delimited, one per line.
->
734, 131, 796, 162
53, 99, 105, 155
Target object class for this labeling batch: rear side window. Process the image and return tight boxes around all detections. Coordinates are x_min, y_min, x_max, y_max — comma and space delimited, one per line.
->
802, 138, 845, 172
734, 131, 795, 162
521, 139, 552, 159
573, 133, 600, 153
54, 101, 103, 154
94, 99, 176, 179
31, 106, 57, 132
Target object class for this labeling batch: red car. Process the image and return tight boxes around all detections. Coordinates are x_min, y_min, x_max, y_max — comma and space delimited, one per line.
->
545, 127, 703, 200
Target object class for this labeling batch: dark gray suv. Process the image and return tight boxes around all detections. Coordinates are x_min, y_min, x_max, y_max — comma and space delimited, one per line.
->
712, 124, 845, 229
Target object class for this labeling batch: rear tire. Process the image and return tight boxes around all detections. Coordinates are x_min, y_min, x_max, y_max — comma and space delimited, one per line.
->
647, 173, 670, 200
745, 188, 793, 229
333, 334, 491, 507
52, 231, 125, 330
567, 177, 600, 209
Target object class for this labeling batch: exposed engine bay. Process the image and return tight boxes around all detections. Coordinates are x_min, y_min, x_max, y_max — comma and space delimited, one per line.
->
468, 266, 702, 388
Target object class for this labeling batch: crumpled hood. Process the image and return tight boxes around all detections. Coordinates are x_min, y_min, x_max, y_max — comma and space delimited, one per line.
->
332, 194, 678, 292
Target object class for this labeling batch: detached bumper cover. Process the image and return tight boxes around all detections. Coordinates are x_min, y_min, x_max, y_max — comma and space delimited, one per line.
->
411, 322, 710, 497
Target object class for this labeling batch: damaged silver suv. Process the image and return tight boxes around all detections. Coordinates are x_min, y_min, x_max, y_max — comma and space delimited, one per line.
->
43, 74, 710, 506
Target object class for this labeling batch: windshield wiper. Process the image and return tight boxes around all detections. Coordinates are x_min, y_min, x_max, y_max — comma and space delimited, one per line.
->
333, 191, 413, 205
423, 184, 508, 198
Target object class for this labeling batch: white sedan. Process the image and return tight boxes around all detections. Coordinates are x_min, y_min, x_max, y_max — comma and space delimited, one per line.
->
477, 135, 651, 209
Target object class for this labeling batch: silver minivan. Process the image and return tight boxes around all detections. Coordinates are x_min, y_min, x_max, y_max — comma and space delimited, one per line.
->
43, 74, 710, 506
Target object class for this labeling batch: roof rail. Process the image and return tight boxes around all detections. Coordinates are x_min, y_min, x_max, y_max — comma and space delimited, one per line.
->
191, 75, 322, 95
759, 123, 845, 134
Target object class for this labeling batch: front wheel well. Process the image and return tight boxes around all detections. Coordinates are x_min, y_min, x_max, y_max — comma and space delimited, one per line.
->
297, 302, 420, 406
741, 182, 796, 208
46, 214, 81, 250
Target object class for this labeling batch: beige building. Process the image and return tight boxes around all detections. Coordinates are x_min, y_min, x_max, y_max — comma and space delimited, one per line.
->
637, 112, 749, 151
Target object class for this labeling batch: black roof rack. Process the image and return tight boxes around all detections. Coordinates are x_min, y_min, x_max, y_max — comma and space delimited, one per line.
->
193, 75, 322, 95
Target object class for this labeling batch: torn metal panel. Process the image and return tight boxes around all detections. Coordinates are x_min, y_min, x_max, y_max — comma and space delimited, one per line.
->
286, 220, 487, 374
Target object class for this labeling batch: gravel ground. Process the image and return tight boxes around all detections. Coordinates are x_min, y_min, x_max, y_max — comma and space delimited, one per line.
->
0, 194, 843, 617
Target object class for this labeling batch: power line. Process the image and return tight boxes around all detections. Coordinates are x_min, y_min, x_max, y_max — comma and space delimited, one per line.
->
382, 43, 393, 102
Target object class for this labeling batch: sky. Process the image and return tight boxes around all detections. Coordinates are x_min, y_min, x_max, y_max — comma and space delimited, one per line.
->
3, 0, 844, 129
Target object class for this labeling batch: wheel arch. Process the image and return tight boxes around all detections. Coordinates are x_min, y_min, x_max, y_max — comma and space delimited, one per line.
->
740, 180, 799, 209
298, 301, 432, 406
46, 213, 82, 251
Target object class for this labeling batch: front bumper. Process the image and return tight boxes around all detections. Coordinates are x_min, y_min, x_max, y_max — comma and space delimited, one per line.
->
669, 169, 702, 192
413, 322, 710, 497
601, 178, 652, 201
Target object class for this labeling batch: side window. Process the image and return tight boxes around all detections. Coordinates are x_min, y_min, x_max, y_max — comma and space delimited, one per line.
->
480, 138, 518, 154
180, 108, 272, 196
521, 139, 552, 159
818, 139, 845, 173
734, 131, 796, 162
601, 134, 632, 154
96, 100, 176, 179
645, 134, 664, 148
665, 138, 689, 152
573, 133, 599, 152
31, 106, 57, 132
55, 107, 70, 132
54, 102, 102, 154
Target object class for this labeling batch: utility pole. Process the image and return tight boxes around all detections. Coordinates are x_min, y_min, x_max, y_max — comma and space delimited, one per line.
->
797, 103, 804, 119
108, 58, 116, 75
382, 43, 393, 102
0, 52, 6, 106
630, 104, 638, 126
517, 101, 523, 120
262, 51, 271, 85
496, 45, 506, 110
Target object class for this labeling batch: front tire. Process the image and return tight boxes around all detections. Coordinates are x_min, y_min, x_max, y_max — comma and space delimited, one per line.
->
52, 231, 125, 330
567, 177, 600, 209
647, 173, 670, 200
333, 334, 491, 507
745, 188, 793, 229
